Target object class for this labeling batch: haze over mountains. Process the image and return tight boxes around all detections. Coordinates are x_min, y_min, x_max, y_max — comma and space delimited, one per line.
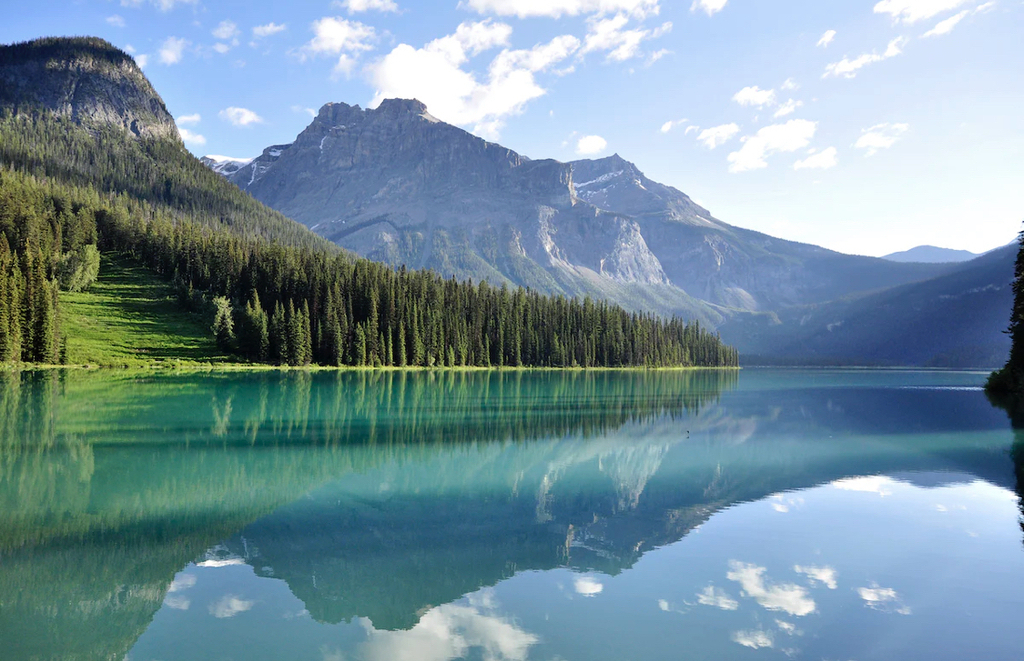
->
206, 100, 1016, 367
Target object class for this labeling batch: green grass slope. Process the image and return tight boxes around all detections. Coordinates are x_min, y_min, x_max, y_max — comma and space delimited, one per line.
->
60, 254, 232, 367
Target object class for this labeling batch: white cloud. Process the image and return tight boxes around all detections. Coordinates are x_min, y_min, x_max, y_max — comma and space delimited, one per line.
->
574, 576, 604, 596
300, 16, 378, 76
209, 594, 255, 618
793, 146, 838, 170
733, 85, 776, 108
793, 565, 838, 589
647, 48, 671, 65
874, 0, 973, 23
213, 43, 232, 54
691, 0, 728, 16
773, 99, 803, 118
158, 37, 188, 65
781, 77, 799, 91
338, 0, 399, 12
697, 123, 740, 149
832, 474, 900, 493
369, 23, 579, 139
462, 0, 660, 19
726, 561, 817, 616
732, 630, 773, 649
123, 0, 199, 11
176, 113, 201, 125
817, 29, 836, 47
660, 118, 686, 133
196, 558, 245, 567
107, 15, 126, 27
858, 585, 912, 614
360, 600, 538, 661
854, 123, 909, 155
212, 20, 239, 41
303, 16, 377, 55
135, 54, 149, 68
684, 125, 700, 135
253, 22, 287, 38
696, 586, 739, 610
582, 13, 672, 62
576, 134, 608, 155
292, 105, 318, 117
219, 107, 264, 127
728, 119, 817, 173
823, 37, 906, 78
168, 573, 197, 592
164, 595, 191, 610
923, 10, 969, 36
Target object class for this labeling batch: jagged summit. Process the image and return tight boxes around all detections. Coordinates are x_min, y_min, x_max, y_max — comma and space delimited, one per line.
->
0, 36, 177, 140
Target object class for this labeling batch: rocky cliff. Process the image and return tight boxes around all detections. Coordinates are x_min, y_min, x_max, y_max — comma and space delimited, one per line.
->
0, 37, 178, 141
223, 100, 948, 321
226, 99, 708, 318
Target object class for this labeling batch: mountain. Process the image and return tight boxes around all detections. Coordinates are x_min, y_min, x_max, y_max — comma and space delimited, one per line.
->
219, 100, 950, 323
200, 154, 251, 177
0, 36, 177, 141
882, 245, 979, 263
0, 37, 335, 252
0, 37, 735, 369
723, 243, 1015, 366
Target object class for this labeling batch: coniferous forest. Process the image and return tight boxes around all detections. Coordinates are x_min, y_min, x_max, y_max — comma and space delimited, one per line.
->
0, 38, 738, 369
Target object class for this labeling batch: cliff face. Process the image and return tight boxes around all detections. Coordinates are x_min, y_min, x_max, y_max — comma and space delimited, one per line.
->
229, 99, 679, 309
0, 37, 178, 141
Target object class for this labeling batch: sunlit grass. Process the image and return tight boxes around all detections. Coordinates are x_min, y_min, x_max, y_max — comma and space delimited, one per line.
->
59, 253, 233, 367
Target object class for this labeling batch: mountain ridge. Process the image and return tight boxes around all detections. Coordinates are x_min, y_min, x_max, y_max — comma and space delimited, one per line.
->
217, 98, 951, 320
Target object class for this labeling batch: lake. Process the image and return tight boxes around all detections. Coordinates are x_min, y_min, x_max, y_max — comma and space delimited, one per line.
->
1, 368, 1021, 661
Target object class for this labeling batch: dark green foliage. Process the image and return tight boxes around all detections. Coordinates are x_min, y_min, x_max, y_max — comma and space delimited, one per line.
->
988, 231, 1024, 392
240, 291, 270, 362
211, 296, 234, 351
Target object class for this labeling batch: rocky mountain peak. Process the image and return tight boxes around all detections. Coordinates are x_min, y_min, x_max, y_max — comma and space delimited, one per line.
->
0, 36, 179, 141
228, 97, 577, 218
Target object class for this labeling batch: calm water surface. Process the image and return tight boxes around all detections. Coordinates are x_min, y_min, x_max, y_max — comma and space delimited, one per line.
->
1, 368, 1021, 660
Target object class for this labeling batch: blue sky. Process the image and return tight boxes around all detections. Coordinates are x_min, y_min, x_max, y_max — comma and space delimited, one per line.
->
4, 0, 1022, 256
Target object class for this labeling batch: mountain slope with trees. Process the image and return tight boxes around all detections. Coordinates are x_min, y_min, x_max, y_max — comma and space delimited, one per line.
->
0, 36, 737, 369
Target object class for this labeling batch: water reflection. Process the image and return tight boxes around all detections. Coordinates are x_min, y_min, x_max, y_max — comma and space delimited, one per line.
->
0, 369, 1019, 661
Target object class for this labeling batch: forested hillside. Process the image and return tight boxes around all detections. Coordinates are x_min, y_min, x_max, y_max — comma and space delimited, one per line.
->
0, 36, 737, 369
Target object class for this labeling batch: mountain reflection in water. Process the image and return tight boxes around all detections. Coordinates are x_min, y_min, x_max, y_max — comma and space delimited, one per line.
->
0, 368, 1019, 661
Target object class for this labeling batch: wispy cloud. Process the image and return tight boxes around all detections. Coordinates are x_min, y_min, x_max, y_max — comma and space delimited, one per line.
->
219, 107, 264, 127
576, 134, 608, 155
817, 29, 836, 47
854, 123, 910, 155
691, 0, 728, 16
697, 123, 740, 149
728, 120, 817, 173
823, 37, 906, 78
158, 37, 189, 65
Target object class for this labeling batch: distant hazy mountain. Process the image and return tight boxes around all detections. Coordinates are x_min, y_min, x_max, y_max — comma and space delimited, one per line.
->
882, 245, 979, 263
213, 99, 949, 325
724, 244, 1015, 367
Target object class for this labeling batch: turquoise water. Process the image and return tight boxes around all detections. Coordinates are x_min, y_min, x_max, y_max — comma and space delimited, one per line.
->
0, 369, 1020, 660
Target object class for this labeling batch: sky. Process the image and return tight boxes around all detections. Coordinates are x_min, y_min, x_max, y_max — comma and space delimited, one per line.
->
3, 0, 1023, 257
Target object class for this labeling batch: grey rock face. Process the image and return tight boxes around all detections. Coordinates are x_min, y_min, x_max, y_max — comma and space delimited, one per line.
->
0, 37, 179, 141
221, 100, 950, 321
569, 155, 951, 312
228, 99, 678, 311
